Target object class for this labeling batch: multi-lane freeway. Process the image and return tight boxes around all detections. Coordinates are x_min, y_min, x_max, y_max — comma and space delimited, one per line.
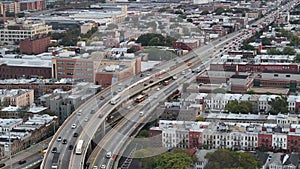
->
41, 1, 299, 168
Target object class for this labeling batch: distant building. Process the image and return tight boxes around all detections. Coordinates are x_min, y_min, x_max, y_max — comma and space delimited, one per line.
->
0, 19, 52, 45
0, 52, 52, 79
1, 89, 34, 107
20, 35, 50, 55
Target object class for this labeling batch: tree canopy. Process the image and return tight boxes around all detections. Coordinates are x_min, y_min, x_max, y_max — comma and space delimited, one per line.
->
141, 150, 193, 169
136, 33, 177, 47
224, 100, 253, 114
268, 95, 288, 114
205, 149, 261, 169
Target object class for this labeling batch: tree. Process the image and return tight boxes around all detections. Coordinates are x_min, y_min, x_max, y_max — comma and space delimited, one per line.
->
187, 18, 193, 23
147, 151, 193, 169
205, 149, 261, 169
136, 33, 176, 47
268, 96, 288, 114
246, 90, 255, 94
224, 100, 253, 114
212, 88, 226, 94
215, 7, 225, 15
241, 43, 255, 50
261, 37, 272, 45
200, 10, 210, 15
294, 54, 300, 63
267, 48, 282, 55
282, 47, 296, 55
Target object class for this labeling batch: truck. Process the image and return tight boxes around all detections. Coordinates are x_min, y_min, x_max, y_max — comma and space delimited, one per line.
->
51, 153, 60, 169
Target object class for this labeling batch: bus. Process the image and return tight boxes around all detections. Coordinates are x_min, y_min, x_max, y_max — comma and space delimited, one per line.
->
110, 95, 121, 105
75, 140, 84, 155
135, 95, 145, 103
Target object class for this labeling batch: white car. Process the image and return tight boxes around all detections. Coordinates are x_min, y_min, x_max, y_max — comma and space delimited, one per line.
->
84, 117, 89, 122
93, 166, 98, 169
100, 165, 106, 169
106, 152, 112, 158
71, 124, 77, 129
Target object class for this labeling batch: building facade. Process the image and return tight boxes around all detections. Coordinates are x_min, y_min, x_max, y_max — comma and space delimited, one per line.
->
0, 19, 52, 45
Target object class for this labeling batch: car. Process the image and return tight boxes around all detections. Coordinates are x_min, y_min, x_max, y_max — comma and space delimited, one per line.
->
68, 145, 74, 150
98, 113, 103, 118
140, 74, 144, 77
57, 136, 62, 142
84, 117, 89, 122
143, 83, 148, 86
106, 151, 112, 158
90, 109, 95, 114
117, 88, 122, 92
51, 147, 57, 153
0, 163, 5, 167
101, 165, 106, 169
18, 160, 26, 165
139, 111, 144, 117
73, 133, 78, 137
62, 139, 67, 144
93, 166, 98, 169
77, 110, 82, 116
71, 124, 77, 129
156, 88, 160, 91
99, 96, 105, 100
149, 80, 154, 83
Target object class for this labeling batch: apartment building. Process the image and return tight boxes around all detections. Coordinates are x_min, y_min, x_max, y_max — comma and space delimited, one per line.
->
150, 120, 300, 153
0, 89, 34, 107
0, 19, 52, 45
197, 93, 300, 113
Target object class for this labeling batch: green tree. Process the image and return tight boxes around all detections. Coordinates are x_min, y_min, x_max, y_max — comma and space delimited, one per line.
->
137, 130, 149, 138
294, 54, 300, 63
136, 33, 176, 47
267, 48, 282, 55
149, 151, 193, 169
282, 47, 296, 55
187, 18, 193, 23
261, 37, 272, 45
241, 43, 255, 50
215, 7, 225, 15
246, 90, 255, 94
268, 96, 288, 114
224, 100, 253, 114
205, 149, 261, 169
200, 10, 210, 15
212, 88, 226, 94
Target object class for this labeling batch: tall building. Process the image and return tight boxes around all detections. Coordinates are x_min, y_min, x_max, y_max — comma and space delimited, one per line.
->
0, 19, 52, 45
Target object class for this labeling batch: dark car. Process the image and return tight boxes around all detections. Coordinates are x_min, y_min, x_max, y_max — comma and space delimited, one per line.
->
0, 163, 5, 167
62, 139, 67, 144
18, 160, 26, 165
90, 109, 95, 114
51, 147, 57, 153
73, 133, 78, 137
68, 145, 74, 150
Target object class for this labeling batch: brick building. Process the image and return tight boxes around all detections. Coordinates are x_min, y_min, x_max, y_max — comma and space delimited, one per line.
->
20, 35, 50, 55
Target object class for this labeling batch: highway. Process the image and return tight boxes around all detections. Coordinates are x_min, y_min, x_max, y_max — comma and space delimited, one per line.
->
41, 0, 299, 168
84, 1, 300, 168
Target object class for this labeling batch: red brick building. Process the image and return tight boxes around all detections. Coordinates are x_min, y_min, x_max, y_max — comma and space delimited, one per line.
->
20, 36, 50, 55
287, 134, 300, 152
20, 0, 45, 12
172, 39, 199, 51
258, 132, 273, 151
52, 58, 94, 82
210, 63, 299, 73
0, 64, 51, 79
188, 131, 203, 149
